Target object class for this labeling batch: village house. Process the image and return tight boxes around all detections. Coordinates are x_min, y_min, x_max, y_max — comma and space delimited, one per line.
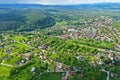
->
63, 65, 70, 71
117, 55, 120, 61
91, 61, 97, 67
115, 44, 120, 51
62, 77, 67, 80
58, 35, 70, 40
17, 52, 32, 62
38, 44, 47, 49
68, 29, 78, 32
31, 67, 36, 72
72, 66, 78, 71
56, 63, 63, 72
108, 53, 114, 60
76, 56, 84, 61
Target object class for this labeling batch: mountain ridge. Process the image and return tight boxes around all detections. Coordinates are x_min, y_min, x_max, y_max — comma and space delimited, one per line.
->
0, 2, 120, 10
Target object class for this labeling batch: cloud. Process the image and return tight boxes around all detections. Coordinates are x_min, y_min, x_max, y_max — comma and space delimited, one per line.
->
0, 0, 120, 4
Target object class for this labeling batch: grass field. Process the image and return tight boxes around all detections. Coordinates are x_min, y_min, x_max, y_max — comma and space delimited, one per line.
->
0, 65, 12, 80
40, 72, 63, 80
100, 72, 107, 80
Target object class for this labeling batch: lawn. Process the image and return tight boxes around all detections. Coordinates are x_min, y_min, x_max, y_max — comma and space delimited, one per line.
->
0, 65, 12, 80
13, 36, 28, 42
100, 72, 107, 80
112, 22, 120, 31
3, 55, 20, 65
39, 72, 83, 80
40, 72, 63, 80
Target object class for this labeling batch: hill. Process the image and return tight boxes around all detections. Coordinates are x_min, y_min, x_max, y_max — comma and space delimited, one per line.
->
0, 9, 56, 31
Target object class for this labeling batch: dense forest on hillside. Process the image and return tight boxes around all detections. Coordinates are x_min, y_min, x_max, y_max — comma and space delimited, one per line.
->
0, 9, 56, 31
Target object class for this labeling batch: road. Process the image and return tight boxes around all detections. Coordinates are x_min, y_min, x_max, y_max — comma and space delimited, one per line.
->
101, 69, 109, 80
0, 63, 14, 67
78, 44, 120, 54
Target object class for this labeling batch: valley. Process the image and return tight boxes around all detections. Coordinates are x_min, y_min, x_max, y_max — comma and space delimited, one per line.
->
0, 3, 120, 80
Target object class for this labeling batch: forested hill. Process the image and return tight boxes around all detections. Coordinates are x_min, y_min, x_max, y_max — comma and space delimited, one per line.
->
0, 9, 56, 31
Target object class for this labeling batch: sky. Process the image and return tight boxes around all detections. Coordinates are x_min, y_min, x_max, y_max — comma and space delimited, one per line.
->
0, 0, 120, 5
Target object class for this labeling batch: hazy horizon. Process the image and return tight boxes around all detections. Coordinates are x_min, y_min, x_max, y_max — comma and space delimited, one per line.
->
0, 0, 120, 5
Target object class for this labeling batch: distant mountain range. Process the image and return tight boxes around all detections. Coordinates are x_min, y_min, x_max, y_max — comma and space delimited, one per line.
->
0, 3, 120, 10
